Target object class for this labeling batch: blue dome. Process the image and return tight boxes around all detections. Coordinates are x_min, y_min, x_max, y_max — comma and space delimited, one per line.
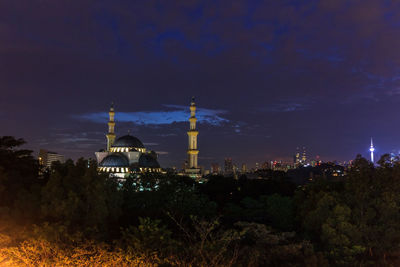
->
99, 153, 129, 167
139, 154, 160, 168
112, 135, 144, 148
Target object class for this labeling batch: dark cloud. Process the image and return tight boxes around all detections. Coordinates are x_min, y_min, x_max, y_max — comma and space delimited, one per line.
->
75, 105, 229, 126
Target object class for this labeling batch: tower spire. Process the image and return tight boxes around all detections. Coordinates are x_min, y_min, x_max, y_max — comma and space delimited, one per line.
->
186, 97, 200, 174
106, 102, 116, 151
369, 137, 375, 163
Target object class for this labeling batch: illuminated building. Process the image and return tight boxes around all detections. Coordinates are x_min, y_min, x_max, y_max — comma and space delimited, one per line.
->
224, 158, 233, 174
232, 164, 239, 179
271, 160, 292, 171
182, 160, 189, 171
312, 155, 322, 167
185, 97, 201, 176
294, 147, 300, 167
301, 147, 307, 164
211, 163, 221, 174
369, 138, 375, 163
294, 147, 307, 167
38, 149, 64, 168
95, 104, 161, 178
241, 163, 247, 173
261, 161, 269, 169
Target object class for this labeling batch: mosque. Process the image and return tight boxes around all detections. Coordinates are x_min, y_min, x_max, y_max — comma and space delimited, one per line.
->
95, 103, 161, 178
95, 98, 201, 178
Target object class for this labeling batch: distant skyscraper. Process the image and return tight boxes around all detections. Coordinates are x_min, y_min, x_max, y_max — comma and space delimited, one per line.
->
370, 138, 375, 163
224, 158, 233, 173
211, 163, 220, 174
182, 160, 189, 171
232, 164, 239, 179
315, 155, 321, 166
38, 149, 64, 168
241, 163, 247, 173
301, 147, 307, 164
261, 161, 269, 169
233, 164, 238, 172
294, 147, 300, 167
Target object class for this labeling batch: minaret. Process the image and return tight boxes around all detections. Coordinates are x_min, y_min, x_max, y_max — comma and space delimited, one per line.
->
106, 103, 116, 151
187, 97, 199, 171
369, 138, 375, 163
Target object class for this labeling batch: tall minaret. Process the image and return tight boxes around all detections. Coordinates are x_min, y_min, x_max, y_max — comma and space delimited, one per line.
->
369, 138, 375, 163
187, 97, 199, 170
106, 103, 116, 151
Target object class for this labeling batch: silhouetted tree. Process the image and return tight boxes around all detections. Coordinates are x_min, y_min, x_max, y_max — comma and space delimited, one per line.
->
0, 136, 40, 222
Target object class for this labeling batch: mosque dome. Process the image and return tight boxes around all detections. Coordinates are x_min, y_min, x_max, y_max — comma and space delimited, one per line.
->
112, 135, 145, 148
139, 154, 160, 168
99, 153, 129, 167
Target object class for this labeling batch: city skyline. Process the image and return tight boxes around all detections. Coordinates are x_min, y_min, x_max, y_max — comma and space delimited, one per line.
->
2, 1, 400, 167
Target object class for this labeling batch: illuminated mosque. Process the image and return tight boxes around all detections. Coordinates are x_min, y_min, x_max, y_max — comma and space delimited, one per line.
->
95, 103, 161, 178
95, 98, 201, 178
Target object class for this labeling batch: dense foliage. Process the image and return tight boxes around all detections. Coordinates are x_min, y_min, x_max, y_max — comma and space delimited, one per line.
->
0, 136, 400, 266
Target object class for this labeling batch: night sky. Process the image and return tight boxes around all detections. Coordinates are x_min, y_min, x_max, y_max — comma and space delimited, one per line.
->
2, 0, 400, 168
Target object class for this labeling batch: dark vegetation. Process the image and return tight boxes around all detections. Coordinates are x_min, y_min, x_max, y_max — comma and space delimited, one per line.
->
0, 136, 400, 266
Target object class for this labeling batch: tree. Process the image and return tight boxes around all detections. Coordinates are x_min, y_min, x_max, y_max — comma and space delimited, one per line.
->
296, 155, 400, 265
0, 136, 40, 222
120, 217, 177, 265
40, 159, 121, 241
345, 155, 400, 261
263, 194, 294, 231
320, 204, 365, 265
120, 173, 217, 228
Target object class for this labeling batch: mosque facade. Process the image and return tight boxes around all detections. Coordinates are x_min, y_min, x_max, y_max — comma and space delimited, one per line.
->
95, 104, 161, 178
95, 98, 202, 179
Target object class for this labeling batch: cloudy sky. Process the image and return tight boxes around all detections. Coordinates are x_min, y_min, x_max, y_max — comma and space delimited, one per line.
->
1, 0, 400, 168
